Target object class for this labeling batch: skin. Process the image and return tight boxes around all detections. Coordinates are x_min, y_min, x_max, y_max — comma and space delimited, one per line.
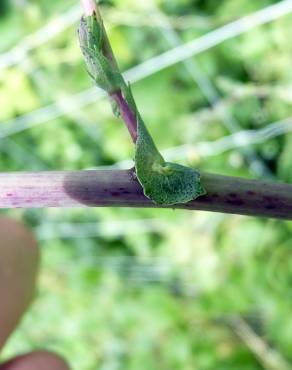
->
0, 217, 70, 370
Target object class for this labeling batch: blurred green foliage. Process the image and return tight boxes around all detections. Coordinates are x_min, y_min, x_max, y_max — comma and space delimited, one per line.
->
0, 0, 292, 369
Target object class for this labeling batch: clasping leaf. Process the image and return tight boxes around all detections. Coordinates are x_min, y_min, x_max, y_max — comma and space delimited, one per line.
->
79, 14, 206, 206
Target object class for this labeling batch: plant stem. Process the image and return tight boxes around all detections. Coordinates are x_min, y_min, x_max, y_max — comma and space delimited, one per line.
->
80, 0, 138, 143
0, 170, 291, 219
111, 91, 138, 142
81, 0, 97, 16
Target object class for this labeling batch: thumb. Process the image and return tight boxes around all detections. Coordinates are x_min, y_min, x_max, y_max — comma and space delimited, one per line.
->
0, 351, 70, 370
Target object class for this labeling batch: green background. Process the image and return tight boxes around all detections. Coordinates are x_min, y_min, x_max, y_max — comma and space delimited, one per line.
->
0, 0, 292, 369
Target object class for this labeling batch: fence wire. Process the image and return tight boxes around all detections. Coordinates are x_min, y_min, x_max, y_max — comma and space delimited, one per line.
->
1, 1, 292, 239
1, 0, 292, 142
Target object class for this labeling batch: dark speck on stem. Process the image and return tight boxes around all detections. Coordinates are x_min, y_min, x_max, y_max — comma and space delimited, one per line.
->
225, 198, 245, 207
247, 191, 256, 196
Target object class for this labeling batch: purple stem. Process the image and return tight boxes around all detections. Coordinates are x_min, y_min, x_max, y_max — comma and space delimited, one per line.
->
0, 170, 292, 220
80, 1, 137, 141
111, 91, 138, 143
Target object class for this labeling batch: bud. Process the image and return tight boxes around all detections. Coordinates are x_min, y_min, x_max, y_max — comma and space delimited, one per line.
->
78, 15, 102, 83
79, 14, 124, 94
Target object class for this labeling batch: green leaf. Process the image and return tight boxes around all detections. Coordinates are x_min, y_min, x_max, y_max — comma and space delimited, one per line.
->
120, 82, 206, 205
79, 16, 124, 93
79, 14, 206, 206
135, 115, 206, 205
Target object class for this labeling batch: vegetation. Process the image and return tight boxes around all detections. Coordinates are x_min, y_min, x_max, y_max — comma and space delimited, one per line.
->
0, 0, 292, 369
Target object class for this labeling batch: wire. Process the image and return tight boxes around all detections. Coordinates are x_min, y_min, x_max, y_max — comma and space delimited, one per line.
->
163, 116, 292, 160
130, 0, 292, 82
1, 1, 292, 140
94, 116, 292, 170
150, 1, 274, 177
0, 4, 81, 69
36, 218, 168, 240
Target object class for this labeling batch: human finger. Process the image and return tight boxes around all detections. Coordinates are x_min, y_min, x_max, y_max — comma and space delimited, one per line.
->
0, 351, 70, 370
0, 217, 39, 350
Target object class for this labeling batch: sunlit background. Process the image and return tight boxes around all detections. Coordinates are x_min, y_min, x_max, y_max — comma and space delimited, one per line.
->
1, 0, 292, 369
